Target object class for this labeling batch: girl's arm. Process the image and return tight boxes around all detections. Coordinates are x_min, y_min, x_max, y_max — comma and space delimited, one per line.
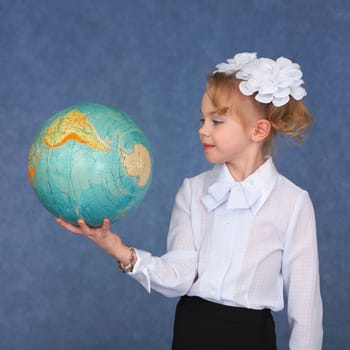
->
128, 178, 198, 297
56, 179, 198, 297
282, 192, 323, 350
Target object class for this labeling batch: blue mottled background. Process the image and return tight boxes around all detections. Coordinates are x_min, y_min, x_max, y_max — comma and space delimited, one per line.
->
1, 0, 349, 349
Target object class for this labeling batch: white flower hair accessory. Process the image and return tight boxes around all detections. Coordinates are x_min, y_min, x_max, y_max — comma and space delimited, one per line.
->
214, 53, 307, 107
214, 52, 257, 74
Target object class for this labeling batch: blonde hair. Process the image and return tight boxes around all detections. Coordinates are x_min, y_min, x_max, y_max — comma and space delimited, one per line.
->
206, 72, 313, 155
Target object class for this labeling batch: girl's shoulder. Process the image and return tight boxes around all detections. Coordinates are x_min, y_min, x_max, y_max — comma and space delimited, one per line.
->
272, 173, 313, 212
177, 166, 218, 202
276, 173, 309, 197
183, 165, 220, 189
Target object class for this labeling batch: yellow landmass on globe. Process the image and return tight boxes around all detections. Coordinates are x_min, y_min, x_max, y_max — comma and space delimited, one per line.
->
28, 109, 111, 185
43, 109, 111, 151
28, 144, 42, 185
122, 144, 151, 187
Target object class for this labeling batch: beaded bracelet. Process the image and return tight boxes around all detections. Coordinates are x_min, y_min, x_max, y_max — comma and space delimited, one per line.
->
118, 245, 136, 273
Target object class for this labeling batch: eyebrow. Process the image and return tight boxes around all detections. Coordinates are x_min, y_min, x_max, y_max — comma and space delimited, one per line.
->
200, 109, 218, 117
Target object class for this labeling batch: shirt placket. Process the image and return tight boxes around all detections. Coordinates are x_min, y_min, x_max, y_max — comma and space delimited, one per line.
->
202, 205, 251, 302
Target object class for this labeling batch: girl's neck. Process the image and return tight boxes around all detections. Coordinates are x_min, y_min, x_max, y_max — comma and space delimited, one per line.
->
225, 153, 266, 181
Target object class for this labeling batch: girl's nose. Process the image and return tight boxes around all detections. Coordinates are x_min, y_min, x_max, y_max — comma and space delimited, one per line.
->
199, 122, 209, 137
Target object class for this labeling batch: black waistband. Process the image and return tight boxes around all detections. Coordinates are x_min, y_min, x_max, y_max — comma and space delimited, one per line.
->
179, 295, 272, 322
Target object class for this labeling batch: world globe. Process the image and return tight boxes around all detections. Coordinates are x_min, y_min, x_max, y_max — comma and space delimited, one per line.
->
28, 103, 153, 227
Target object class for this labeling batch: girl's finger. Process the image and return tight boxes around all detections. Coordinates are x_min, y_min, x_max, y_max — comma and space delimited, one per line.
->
77, 219, 96, 237
56, 218, 84, 235
102, 218, 110, 230
101, 218, 110, 237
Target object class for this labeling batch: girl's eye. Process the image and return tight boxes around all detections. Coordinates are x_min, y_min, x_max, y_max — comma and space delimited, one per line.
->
199, 118, 223, 126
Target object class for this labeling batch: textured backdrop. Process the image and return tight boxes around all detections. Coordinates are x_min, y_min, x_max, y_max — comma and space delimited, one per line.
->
0, 0, 349, 349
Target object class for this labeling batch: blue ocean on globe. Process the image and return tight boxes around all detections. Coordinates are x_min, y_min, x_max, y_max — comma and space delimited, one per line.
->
28, 103, 153, 227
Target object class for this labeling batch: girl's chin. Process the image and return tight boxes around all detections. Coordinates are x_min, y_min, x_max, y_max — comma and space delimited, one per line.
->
204, 156, 224, 165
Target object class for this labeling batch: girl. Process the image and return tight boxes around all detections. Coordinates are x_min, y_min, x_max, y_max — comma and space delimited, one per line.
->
57, 52, 323, 349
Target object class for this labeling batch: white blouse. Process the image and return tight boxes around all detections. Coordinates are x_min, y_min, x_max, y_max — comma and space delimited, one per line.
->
130, 158, 323, 350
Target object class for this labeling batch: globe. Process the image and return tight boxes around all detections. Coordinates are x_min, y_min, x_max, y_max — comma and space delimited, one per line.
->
28, 103, 153, 227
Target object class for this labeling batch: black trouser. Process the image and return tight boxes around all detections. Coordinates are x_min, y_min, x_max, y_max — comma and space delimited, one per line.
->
172, 296, 277, 350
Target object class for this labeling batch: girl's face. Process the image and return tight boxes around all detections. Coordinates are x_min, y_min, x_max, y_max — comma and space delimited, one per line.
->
199, 90, 262, 167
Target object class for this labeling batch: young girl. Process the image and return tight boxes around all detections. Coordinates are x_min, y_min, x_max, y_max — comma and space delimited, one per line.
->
57, 52, 323, 349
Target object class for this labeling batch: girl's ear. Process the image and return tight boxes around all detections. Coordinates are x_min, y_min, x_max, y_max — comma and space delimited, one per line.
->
252, 119, 271, 142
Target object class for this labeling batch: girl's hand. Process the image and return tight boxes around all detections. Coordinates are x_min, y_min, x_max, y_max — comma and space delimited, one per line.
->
55, 218, 132, 265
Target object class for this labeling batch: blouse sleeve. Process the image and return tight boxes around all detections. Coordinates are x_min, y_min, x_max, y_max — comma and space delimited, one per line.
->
282, 191, 323, 350
128, 179, 198, 297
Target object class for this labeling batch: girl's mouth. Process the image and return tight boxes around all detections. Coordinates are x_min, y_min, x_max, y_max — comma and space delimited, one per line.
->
203, 143, 215, 151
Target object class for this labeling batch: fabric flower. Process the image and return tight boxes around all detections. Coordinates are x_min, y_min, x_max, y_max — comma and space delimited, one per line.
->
238, 56, 306, 107
214, 52, 257, 74
214, 53, 307, 107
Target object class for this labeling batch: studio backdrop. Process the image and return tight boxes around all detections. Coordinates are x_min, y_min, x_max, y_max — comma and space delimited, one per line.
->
0, 0, 349, 349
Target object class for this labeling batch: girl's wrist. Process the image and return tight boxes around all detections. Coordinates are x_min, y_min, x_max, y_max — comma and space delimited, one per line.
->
112, 239, 128, 262
117, 244, 137, 273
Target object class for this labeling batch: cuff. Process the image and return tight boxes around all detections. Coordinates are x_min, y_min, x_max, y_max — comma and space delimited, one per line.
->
127, 248, 153, 293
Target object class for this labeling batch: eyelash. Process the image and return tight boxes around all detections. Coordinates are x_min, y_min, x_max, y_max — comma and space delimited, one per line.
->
200, 118, 223, 126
